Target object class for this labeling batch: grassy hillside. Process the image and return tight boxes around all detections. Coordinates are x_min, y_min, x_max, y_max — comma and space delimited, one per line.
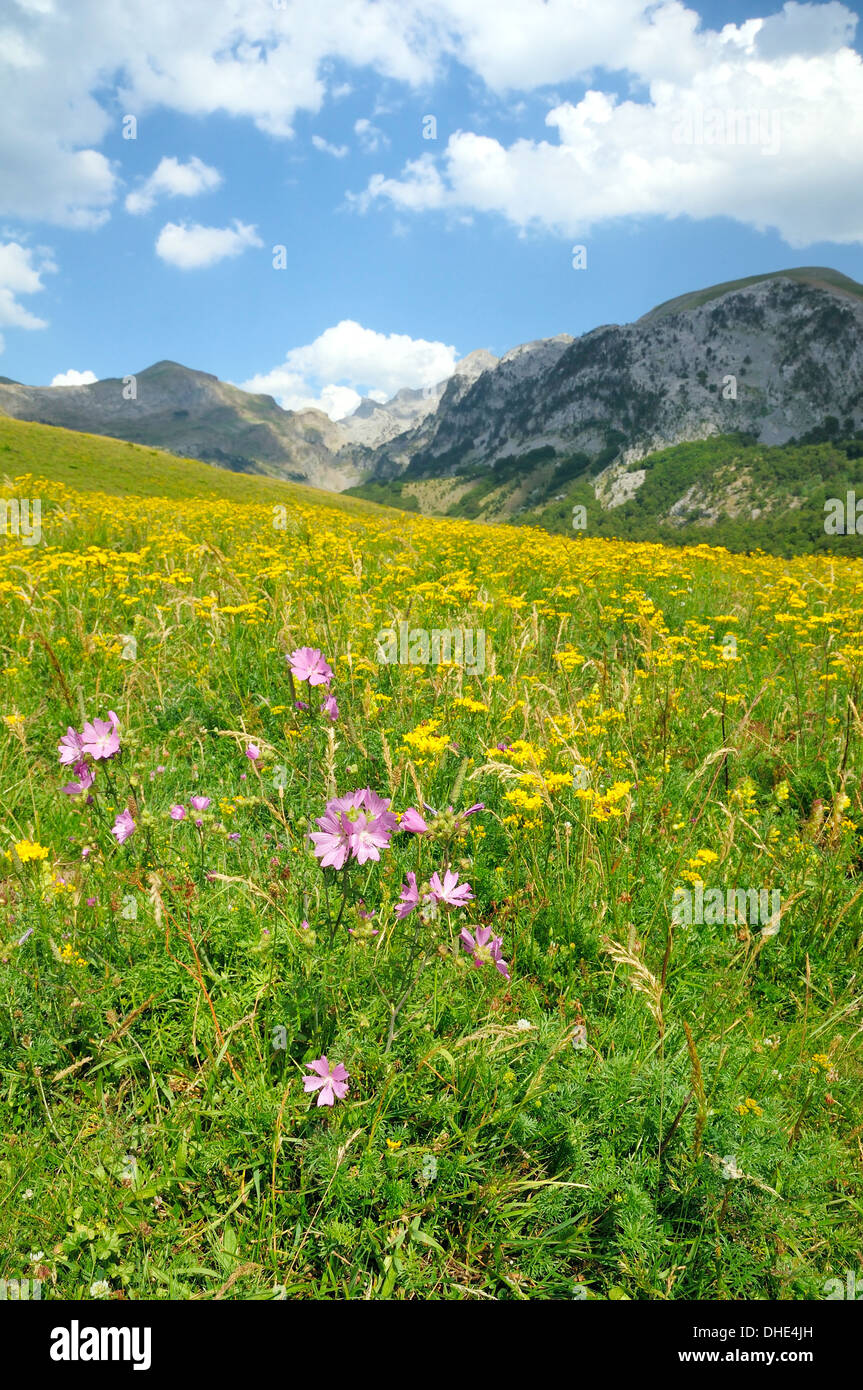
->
533, 435, 863, 556
347, 434, 863, 557
1, 470, 862, 1301
0, 416, 384, 516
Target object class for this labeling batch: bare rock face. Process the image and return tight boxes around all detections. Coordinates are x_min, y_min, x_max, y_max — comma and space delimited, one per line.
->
368, 272, 863, 482
596, 465, 647, 510
335, 348, 500, 450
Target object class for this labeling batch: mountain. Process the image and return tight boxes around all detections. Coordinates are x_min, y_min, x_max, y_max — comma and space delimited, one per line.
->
0, 360, 360, 492
337, 349, 499, 449
1, 267, 862, 547
364, 270, 863, 486
639, 265, 863, 322
0, 349, 501, 489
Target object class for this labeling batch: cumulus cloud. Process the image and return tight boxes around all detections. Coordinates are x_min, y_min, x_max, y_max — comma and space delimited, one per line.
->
1, 0, 861, 249
0, 0, 444, 226
155, 219, 263, 269
311, 135, 349, 158
0, 241, 54, 353
241, 319, 458, 418
754, 0, 856, 58
49, 368, 98, 386
435, 0, 698, 89
354, 117, 389, 153
354, 7, 863, 247
125, 156, 222, 215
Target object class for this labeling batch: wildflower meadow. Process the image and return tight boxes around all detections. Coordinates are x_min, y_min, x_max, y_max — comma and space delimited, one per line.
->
2, 469, 862, 1302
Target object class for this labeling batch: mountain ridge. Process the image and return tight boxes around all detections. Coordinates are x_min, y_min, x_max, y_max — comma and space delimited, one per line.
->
1, 267, 861, 508
640, 265, 863, 322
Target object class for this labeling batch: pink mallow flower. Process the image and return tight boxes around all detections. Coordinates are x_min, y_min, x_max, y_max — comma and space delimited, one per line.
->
190, 796, 210, 812
169, 804, 186, 820
320, 693, 339, 723
428, 869, 474, 909
302, 1056, 349, 1107
460, 925, 510, 980
245, 744, 260, 761
58, 726, 84, 766
347, 808, 397, 867
80, 711, 120, 761
111, 809, 136, 845
62, 760, 95, 796
310, 789, 397, 870
396, 872, 421, 919
309, 793, 359, 870
288, 647, 334, 687
399, 807, 429, 834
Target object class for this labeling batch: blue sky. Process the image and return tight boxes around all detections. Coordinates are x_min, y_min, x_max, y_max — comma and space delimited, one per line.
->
2, 0, 863, 416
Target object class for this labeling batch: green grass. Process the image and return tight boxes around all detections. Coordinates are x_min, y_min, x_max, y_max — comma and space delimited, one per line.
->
1, 452, 862, 1302
0, 416, 386, 515
531, 435, 863, 556
349, 432, 863, 559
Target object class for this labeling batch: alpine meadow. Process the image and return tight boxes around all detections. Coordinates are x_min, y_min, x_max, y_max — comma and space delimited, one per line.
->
2, 0, 863, 1327
1, 420, 862, 1302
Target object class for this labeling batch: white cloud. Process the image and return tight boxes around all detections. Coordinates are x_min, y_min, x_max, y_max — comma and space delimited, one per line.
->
354, 117, 389, 153
125, 156, 222, 215
242, 319, 458, 417
754, 0, 856, 59
49, 368, 98, 385
0, 241, 54, 352
0, 0, 861, 249
447, 0, 766, 89
311, 134, 349, 158
0, 0, 443, 226
155, 219, 263, 269
355, 8, 863, 247
354, 155, 446, 213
